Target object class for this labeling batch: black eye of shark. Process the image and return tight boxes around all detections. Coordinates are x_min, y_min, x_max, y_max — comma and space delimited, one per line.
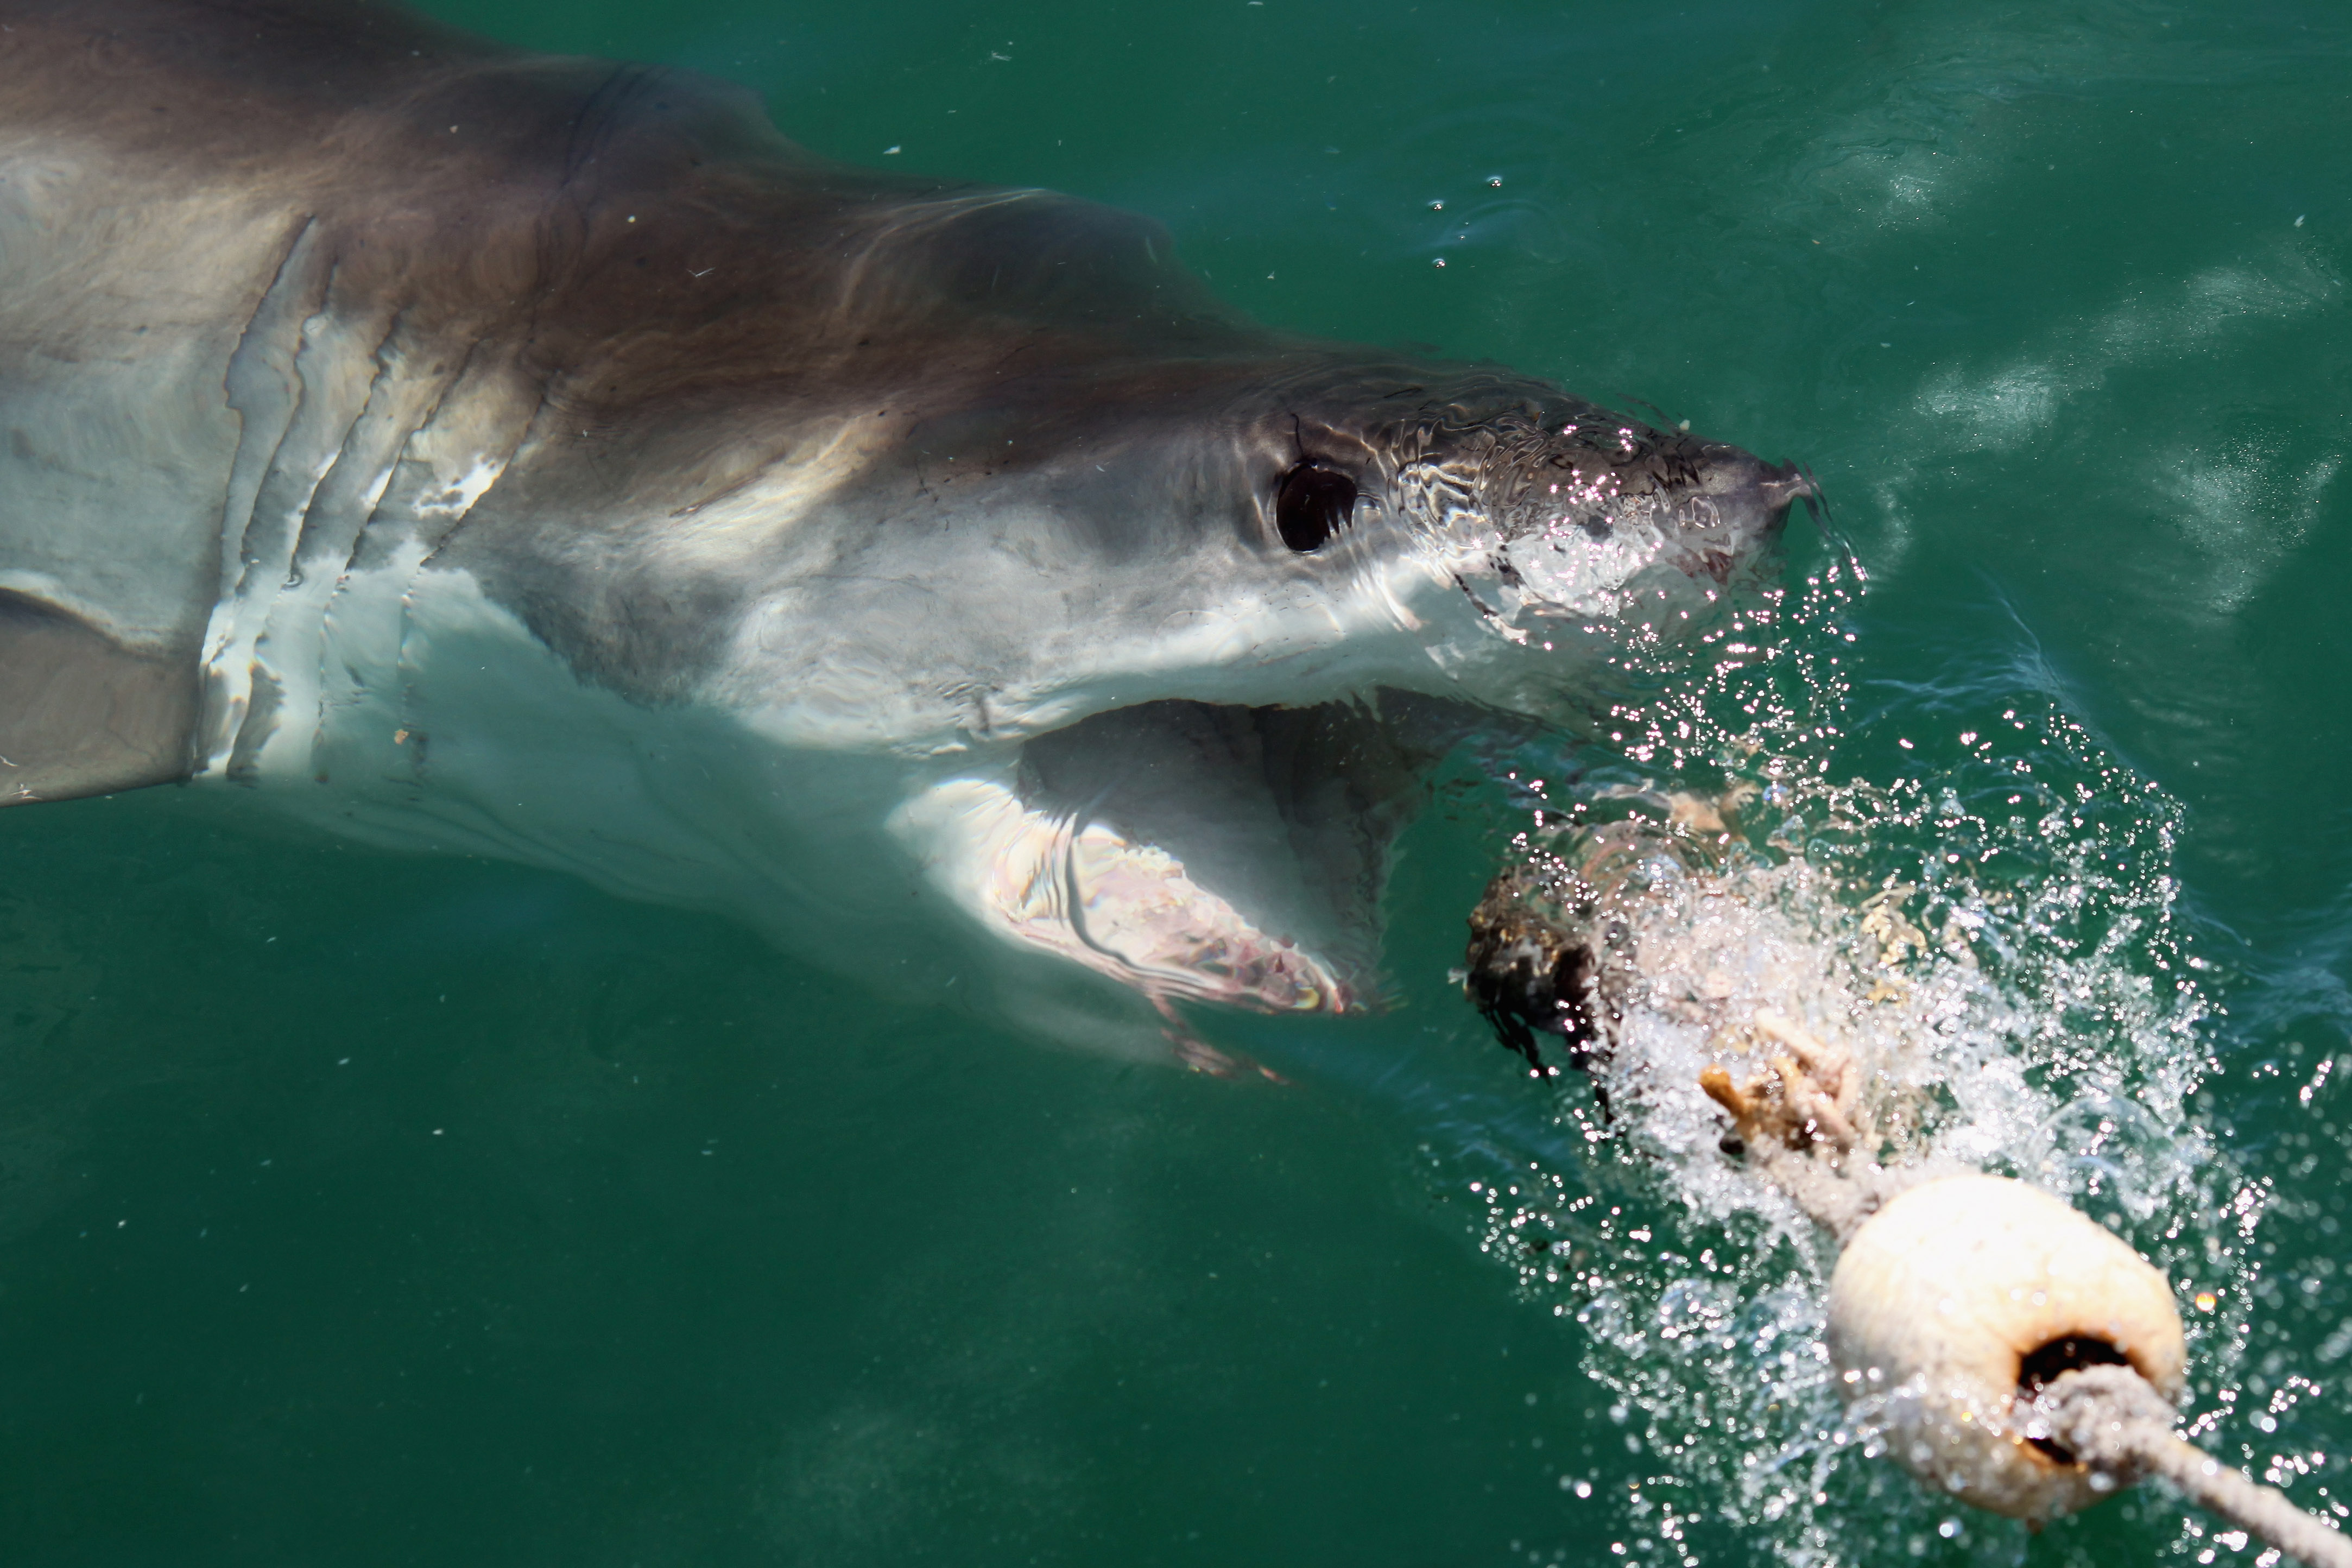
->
1274, 462, 1358, 552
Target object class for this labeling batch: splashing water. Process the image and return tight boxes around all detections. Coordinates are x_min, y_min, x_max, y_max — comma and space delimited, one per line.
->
1436, 567, 2268, 1566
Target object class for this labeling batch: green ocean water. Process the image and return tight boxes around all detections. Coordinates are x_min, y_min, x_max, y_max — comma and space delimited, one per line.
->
4, 1, 2349, 1564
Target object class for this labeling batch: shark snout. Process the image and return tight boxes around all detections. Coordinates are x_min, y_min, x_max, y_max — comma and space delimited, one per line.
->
1658, 446, 1808, 586
1691, 446, 1810, 531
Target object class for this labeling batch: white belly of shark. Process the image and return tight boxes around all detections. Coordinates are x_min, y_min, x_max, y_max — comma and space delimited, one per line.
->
190, 543, 1363, 1022
203, 553, 832, 916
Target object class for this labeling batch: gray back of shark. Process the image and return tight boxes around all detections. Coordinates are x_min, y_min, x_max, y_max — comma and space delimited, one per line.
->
0, 0, 1809, 1051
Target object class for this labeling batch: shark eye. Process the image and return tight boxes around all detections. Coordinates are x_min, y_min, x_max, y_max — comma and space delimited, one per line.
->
1275, 462, 1357, 552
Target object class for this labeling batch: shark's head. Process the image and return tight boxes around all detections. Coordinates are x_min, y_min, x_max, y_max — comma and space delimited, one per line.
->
766, 345, 1807, 1030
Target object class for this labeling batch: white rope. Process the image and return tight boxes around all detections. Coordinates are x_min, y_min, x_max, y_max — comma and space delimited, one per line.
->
2033, 1365, 2352, 1568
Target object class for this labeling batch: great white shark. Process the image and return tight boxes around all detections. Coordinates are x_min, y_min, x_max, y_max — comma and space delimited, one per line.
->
0, 0, 1809, 1056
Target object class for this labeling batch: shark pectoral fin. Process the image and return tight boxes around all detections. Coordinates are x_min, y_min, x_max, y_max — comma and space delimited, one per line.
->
0, 590, 198, 805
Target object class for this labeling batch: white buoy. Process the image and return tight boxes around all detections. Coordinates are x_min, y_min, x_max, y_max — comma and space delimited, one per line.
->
1825, 1173, 2186, 1520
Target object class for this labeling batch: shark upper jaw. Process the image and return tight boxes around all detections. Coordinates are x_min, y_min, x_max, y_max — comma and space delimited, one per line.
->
726, 460, 1794, 767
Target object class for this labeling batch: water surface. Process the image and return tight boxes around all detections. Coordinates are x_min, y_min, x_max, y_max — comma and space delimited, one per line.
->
4, 2, 2348, 1564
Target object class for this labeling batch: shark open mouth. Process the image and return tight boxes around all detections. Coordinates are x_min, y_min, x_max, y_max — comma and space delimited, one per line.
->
899, 693, 1479, 1015
885, 446, 1811, 1024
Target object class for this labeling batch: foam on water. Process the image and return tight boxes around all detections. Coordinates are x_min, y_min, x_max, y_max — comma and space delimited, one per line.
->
1435, 571, 2269, 1565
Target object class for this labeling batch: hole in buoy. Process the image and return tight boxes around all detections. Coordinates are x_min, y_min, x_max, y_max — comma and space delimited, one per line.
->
2016, 1336, 2131, 1463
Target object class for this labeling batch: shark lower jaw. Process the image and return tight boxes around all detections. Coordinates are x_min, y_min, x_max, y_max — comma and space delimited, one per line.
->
892, 775, 1361, 1014
889, 691, 1475, 1017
